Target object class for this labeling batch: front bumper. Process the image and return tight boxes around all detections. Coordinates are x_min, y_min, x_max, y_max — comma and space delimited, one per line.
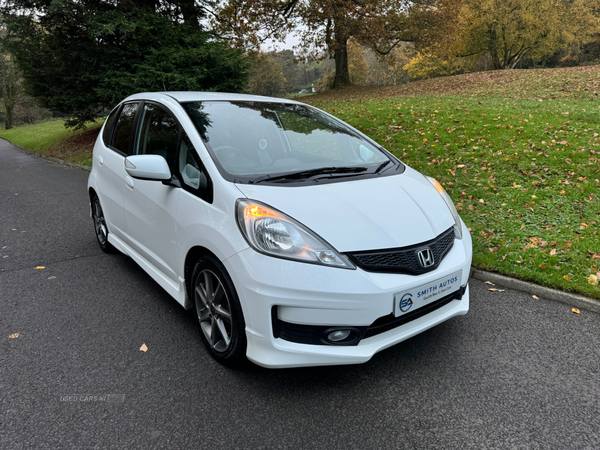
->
224, 222, 472, 368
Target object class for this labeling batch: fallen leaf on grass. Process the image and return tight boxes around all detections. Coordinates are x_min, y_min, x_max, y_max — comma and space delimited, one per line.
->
563, 275, 572, 281
587, 250, 600, 259
35, 266, 45, 270
550, 249, 557, 256
532, 295, 539, 299
140, 344, 148, 352
588, 275, 599, 286
572, 308, 580, 314
485, 281, 495, 285
539, 264, 548, 269
9, 333, 19, 339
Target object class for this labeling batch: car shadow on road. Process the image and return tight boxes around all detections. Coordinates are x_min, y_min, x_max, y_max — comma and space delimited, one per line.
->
229, 318, 467, 395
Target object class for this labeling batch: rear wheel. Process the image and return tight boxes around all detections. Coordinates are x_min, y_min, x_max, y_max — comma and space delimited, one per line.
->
191, 256, 247, 367
91, 194, 114, 253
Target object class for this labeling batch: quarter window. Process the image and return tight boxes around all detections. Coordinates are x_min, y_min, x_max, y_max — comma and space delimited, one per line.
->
178, 131, 213, 203
102, 106, 121, 146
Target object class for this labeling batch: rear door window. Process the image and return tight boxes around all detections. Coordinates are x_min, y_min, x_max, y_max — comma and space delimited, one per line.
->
112, 102, 139, 155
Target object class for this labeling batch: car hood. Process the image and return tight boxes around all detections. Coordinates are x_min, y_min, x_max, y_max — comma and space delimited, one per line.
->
234, 167, 456, 252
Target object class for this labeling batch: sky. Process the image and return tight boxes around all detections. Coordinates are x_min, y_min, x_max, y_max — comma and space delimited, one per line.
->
262, 32, 302, 51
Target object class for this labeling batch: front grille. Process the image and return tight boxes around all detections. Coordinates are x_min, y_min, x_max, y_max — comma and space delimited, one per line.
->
346, 227, 455, 275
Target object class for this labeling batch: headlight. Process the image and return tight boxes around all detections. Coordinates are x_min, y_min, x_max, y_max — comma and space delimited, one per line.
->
236, 199, 355, 269
426, 177, 463, 239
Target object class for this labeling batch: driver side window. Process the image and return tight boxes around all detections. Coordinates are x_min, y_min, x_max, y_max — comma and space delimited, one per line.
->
136, 103, 179, 173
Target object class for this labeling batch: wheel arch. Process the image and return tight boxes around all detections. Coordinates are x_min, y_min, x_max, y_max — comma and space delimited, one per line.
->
88, 187, 98, 203
183, 246, 221, 310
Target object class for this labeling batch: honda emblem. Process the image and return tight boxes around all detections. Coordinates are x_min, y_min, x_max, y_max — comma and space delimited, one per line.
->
417, 248, 435, 268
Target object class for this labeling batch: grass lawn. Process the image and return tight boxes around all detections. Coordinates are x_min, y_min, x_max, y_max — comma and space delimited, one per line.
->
0, 119, 101, 166
305, 66, 600, 299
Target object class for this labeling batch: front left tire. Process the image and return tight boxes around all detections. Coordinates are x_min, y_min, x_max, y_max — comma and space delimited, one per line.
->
191, 255, 247, 367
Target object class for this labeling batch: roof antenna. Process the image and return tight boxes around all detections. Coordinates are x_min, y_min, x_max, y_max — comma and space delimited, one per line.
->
163, 82, 167, 92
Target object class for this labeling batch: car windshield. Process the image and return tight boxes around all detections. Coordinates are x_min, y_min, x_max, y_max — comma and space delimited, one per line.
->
182, 101, 393, 183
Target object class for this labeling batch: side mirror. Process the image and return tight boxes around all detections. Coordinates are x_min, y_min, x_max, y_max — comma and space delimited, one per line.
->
125, 155, 171, 181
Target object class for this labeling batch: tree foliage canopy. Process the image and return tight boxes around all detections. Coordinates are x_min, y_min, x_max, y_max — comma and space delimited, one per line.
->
247, 52, 287, 96
457, 0, 600, 69
211, 0, 461, 88
1, 0, 249, 127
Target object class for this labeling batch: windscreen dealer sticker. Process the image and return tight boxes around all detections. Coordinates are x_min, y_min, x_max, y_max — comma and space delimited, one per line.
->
393, 270, 462, 317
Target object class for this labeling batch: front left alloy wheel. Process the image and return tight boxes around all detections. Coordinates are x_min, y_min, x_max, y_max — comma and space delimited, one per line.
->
191, 256, 247, 367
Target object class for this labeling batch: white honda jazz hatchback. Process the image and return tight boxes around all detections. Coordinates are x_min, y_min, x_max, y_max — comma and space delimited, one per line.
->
88, 92, 472, 368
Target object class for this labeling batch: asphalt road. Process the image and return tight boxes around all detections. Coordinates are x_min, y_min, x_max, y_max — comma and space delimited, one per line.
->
1, 140, 599, 449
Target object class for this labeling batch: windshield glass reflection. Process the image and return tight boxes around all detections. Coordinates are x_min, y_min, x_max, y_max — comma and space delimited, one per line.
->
182, 101, 390, 181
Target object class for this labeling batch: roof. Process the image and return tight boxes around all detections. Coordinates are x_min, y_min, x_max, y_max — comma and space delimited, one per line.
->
124, 91, 302, 105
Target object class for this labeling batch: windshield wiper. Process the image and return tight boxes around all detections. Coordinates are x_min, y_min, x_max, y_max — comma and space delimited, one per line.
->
374, 160, 391, 174
251, 166, 368, 184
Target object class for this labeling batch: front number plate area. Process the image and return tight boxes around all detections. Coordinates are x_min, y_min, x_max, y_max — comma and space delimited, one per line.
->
393, 270, 461, 317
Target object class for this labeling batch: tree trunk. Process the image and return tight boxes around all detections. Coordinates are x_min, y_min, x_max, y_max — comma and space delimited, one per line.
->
332, 22, 350, 88
1, 55, 18, 130
487, 25, 503, 70
4, 103, 14, 130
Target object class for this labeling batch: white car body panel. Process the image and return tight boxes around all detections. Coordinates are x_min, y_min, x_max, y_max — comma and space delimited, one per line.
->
235, 165, 455, 252
92, 139, 128, 240
123, 177, 181, 285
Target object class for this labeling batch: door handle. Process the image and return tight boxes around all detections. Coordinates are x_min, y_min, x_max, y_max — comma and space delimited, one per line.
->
125, 175, 134, 189
97, 155, 104, 166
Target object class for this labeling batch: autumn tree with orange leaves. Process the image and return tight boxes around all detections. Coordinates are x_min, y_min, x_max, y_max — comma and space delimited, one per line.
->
210, 0, 461, 88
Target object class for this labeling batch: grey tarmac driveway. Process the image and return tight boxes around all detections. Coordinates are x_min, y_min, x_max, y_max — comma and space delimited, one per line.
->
1, 140, 599, 449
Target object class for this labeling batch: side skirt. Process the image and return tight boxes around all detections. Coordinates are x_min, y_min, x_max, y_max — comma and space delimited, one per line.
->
108, 234, 187, 308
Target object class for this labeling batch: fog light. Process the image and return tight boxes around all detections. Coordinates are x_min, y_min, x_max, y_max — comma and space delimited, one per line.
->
327, 329, 352, 342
